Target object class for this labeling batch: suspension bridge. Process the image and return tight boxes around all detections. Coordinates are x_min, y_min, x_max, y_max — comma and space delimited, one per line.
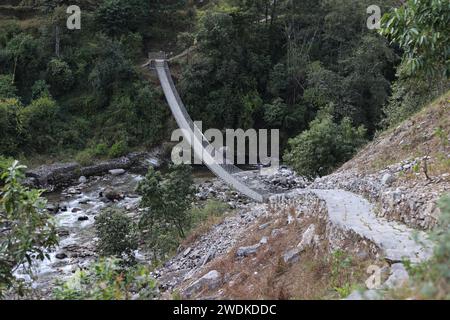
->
145, 55, 267, 202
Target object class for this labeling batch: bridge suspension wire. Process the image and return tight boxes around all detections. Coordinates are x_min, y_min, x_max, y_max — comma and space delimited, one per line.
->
151, 59, 266, 202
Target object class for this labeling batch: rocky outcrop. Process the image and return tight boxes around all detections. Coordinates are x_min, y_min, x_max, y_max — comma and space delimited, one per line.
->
25, 150, 162, 190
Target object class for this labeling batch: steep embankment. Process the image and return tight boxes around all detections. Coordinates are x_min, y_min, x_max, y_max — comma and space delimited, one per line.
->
313, 91, 450, 230
156, 93, 449, 300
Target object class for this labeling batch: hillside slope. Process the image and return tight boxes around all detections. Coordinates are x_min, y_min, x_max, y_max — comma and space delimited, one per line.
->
313, 91, 450, 229
155, 93, 449, 300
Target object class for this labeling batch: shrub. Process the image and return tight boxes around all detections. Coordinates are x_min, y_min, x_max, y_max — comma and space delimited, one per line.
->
53, 258, 158, 300
284, 113, 367, 178
95, 207, 138, 259
108, 140, 128, 158
75, 148, 95, 166
0, 161, 58, 297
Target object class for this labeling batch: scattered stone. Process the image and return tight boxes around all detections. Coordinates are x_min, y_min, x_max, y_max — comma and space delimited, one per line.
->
259, 237, 268, 245
72, 208, 82, 213
283, 248, 300, 264
345, 290, 381, 300
46, 203, 59, 213
236, 243, 261, 257
183, 270, 222, 298
55, 252, 67, 260
78, 216, 89, 221
271, 229, 285, 238
258, 222, 271, 230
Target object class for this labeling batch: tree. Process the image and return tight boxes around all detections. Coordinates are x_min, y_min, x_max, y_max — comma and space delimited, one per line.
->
0, 98, 24, 156
284, 112, 366, 178
0, 161, 58, 297
380, 0, 450, 78
46, 58, 74, 96
21, 96, 59, 153
137, 165, 195, 259
95, 207, 138, 259
5, 33, 38, 85
95, 0, 150, 37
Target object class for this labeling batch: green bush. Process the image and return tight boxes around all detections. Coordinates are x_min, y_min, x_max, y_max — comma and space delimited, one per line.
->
108, 140, 128, 158
0, 161, 58, 297
53, 258, 158, 300
284, 113, 367, 178
75, 148, 95, 166
95, 207, 138, 259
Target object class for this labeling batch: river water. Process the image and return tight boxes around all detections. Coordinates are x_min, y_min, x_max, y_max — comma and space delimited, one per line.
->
13, 168, 216, 298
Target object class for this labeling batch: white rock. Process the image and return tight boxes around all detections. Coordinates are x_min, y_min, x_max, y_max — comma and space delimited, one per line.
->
109, 169, 126, 176
78, 176, 87, 184
381, 173, 395, 186
297, 224, 316, 251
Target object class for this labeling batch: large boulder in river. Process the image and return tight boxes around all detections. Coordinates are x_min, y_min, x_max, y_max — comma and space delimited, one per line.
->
103, 188, 124, 201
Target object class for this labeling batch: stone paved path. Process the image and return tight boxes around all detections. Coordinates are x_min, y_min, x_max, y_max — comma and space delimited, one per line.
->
291, 189, 433, 263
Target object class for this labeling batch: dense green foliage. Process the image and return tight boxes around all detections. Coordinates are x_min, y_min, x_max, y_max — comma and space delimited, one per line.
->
0, 161, 58, 297
53, 258, 158, 300
178, 0, 398, 175
381, 0, 450, 78
95, 207, 138, 259
284, 113, 367, 178
0, 1, 179, 160
0, 0, 448, 174
137, 165, 195, 259
379, 0, 450, 127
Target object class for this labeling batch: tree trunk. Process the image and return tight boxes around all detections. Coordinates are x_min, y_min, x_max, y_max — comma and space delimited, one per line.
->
55, 25, 60, 57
